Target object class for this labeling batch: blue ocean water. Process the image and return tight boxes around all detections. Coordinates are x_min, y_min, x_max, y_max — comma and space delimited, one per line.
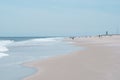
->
0, 37, 81, 80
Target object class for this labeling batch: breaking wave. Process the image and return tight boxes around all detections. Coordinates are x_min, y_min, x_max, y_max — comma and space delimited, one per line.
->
9, 37, 63, 47
0, 37, 64, 58
0, 40, 14, 58
0, 53, 9, 58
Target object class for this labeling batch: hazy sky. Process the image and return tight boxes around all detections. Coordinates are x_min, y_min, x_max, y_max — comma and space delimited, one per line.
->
0, 0, 120, 36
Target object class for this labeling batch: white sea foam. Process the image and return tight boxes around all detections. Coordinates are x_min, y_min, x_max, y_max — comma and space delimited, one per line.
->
0, 46, 8, 52
31, 38, 57, 42
0, 38, 64, 58
0, 40, 14, 46
0, 53, 9, 58
0, 40, 13, 58
30, 37, 64, 42
9, 37, 64, 47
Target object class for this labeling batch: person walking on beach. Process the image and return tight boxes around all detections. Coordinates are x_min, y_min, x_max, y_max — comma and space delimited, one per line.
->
106, 31, 108, 35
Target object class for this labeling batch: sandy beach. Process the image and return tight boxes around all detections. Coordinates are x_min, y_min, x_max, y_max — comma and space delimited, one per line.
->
23, 35, 120, 80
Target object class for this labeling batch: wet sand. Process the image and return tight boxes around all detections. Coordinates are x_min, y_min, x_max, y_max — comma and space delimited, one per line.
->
23, 35, 120, 80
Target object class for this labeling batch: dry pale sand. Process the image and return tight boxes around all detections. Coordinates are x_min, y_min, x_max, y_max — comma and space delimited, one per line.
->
23, 35, 120, 80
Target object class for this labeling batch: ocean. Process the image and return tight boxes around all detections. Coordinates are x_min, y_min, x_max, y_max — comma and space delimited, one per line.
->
0, 37, 80, 80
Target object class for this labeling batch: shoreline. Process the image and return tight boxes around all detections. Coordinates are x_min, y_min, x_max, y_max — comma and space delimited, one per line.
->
23, 35, 120, 80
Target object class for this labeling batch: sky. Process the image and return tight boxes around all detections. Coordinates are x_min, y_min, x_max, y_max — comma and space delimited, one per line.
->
0, 0, 120, 36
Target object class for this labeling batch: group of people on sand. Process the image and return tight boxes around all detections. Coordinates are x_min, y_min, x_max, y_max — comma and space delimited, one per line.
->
70, 31, 110, 40
69, 31, 111, 40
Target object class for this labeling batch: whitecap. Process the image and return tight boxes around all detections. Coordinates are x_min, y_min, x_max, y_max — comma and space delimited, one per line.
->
0, 40, 13, 58
0, 46, 8, 52
9, 37, 64, 47
0, 53, 9, 58
0, 40, 14, 52
0, 40, 14, 46
31, 38, 57, 42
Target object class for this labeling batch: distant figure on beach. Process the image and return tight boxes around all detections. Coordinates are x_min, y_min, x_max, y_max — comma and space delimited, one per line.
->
72, 37, 75, 40
98, 35, 101, 38
106, 31, 108, 35
70, 37, 75, 40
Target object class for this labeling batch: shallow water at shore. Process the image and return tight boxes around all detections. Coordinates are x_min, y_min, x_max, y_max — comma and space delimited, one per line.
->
0, 37, 81, 80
